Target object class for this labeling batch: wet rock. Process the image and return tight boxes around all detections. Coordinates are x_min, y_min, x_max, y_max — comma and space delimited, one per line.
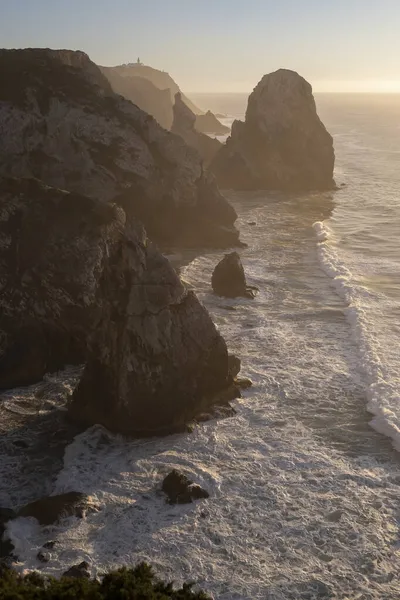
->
211, 69, 335, 191
212, 253, 257, 299
43, 541, 57, 550
37, 550, 51, 563
162, 469, 209, 504
0, 48, 240, 249
235, 377, 253, 390
172, 92, 222, 165
228, 355, 241, 379
62, 561, 91, 579
18, 492, 98, 525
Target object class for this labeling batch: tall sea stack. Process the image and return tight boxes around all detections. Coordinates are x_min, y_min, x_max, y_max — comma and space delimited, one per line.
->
211, 69, 335, 191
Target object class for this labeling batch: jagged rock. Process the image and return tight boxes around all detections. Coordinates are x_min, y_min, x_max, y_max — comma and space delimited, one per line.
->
69, 250, 240, 434
212, 252, 257, 299
18, 492, 98, 525
172, 93, 222, 166
0, 48, 240, 248
211, 69, 335, 191
195, 111, 230, 135
0, 177, 240, 425
62, 561, 91, 579
162, 470, 209, 504
235, 377, 253, 390
228, 354, 241, 379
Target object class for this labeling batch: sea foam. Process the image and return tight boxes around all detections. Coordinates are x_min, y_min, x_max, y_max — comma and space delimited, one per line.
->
313, 221, 400, 451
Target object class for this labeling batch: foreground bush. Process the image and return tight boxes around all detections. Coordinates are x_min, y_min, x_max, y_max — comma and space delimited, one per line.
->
0, 562, 211, 599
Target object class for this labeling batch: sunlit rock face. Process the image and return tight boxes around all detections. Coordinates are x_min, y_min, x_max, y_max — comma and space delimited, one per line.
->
0, 48, 240, 248
211, 69, 335, 191
172, 92, 221, 166
0, 177, 238, 434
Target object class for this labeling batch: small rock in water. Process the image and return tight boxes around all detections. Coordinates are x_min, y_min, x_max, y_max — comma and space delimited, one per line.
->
43, 540, 57, 549
162, 470, 209, 504
248, 221, 257, 226
18, 492, 99, 525
37, 550, 51, 563
62, 561, 91, 579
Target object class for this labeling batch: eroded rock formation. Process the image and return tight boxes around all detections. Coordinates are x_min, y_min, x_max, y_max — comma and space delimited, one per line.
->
0, 48, 239, 248
212, 252, 257, 299
172, 93, 222, 166
0, 177, 239, 433
211, 69, 335, 191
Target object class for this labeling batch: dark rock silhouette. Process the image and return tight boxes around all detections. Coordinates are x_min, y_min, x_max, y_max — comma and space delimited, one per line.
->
18, 492, 98, 525
0, 48, 240, 248
195, 110, 230, 135
212, 252, 258, 299
62, 562, 91, 579
172, 93, 221, 165
0, 178, 240, 430
211, 69, 335, 191
162, 470, 209, 504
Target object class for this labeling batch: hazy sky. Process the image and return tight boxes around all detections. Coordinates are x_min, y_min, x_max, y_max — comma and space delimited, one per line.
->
1, 0, 400, 93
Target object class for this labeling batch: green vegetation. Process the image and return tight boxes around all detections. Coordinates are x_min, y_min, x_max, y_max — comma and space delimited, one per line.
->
0, 562, 211, 600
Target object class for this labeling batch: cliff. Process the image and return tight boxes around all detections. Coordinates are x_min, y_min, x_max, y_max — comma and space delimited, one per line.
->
172, 92, 221, 166
0, 48, 240, 248
99, 66, 173, 129
0, 177, 239, 432
195, 110, 230, 135
211, 69, 335, 191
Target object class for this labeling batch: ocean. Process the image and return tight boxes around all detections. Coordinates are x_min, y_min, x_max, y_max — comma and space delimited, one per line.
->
2, 93, 400, 599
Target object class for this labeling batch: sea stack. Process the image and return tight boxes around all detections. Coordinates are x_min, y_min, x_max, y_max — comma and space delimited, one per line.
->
172, 92, 221, 165
211, 69, 335, 191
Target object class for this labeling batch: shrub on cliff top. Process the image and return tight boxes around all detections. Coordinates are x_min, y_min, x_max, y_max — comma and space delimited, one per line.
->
0, 562, 211, 599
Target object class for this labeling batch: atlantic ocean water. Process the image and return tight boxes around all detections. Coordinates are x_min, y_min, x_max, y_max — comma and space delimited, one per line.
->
2, 93, 400, 599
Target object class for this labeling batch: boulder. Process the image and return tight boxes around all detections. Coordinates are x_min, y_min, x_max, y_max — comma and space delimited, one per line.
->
195, 110, 230, 135
172, 93, 222, 166
212, 252, 257, 299
18, 492, 98, 525
211, 69, 335, 191
162, 470, 209, 504
62, 561, 91, 579
0, 177, 240, 430
0, 48, 240, 248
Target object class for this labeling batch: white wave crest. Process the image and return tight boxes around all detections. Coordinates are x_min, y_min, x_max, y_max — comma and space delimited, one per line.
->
313, 221, 400, 451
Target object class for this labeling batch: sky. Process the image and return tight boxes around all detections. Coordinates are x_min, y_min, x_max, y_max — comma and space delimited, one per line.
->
1, 0, 400, 93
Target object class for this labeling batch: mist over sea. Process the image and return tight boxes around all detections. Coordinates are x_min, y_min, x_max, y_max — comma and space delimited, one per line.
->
3, 93, 400, 598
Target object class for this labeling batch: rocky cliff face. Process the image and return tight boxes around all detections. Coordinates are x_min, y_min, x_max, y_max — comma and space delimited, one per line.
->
211, 69, 335, 191
172, 93, 222, 166
0, 48, 239, 248
99, 66, 173, 130
0, 177, 239, 432
107, 62, 202, 116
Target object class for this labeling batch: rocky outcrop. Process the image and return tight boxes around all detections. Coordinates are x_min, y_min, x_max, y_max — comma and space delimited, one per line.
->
0, 177, 240, 430
107, 62, 202, 116
69, 233, 239, 435
18, 492, 98, 525
62, 562, 91, 579
162, 470, 209, 504
211, 69, 335, 191
172, 93, 221, 166
212, 252, 257, 299
100, 67, 173, 130
195, 111, 230, 135
0, 48, 240, 248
